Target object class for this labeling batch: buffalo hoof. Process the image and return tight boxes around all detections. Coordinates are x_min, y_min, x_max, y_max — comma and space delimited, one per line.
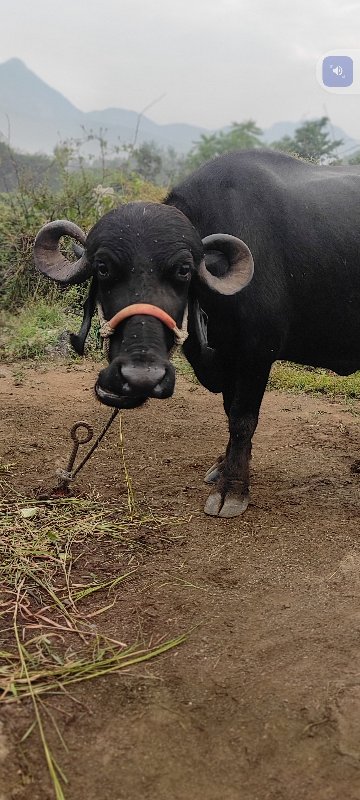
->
204, 490, 249, 517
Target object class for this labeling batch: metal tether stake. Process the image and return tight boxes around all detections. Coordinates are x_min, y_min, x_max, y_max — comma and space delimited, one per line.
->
56, 409, 119, 490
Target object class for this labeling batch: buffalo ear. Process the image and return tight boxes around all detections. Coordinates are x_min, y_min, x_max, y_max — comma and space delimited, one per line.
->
199, 234, 254, 296
182, 289, 224, 393
69, 278, 98, 356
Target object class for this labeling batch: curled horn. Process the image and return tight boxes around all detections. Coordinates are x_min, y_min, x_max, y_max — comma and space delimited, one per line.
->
34, 220, 93, 285
199, 234, 254, 296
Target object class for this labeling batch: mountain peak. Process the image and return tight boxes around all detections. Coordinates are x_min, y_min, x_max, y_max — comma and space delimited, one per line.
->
0, 57, 208, 154
0, 57, 80, 127
3, 57, 27, 69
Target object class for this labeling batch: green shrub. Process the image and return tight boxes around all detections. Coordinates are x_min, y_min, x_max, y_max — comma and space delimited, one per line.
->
0, 147, 164, 312
1, 301, 64, 359
0, 295, 108, 361
0, 300, 79, 360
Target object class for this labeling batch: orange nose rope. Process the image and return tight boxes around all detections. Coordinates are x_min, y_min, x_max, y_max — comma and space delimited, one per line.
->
97, 302, 184, 356
109, 303, 181, 335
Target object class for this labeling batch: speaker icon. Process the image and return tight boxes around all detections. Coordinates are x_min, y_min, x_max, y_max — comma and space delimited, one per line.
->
322, 55, 353, 87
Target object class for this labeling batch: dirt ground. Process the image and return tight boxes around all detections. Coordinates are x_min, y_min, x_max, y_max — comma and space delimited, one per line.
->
1, 361, 360, 800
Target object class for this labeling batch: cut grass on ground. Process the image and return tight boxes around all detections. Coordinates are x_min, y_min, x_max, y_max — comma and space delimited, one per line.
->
0, 486, 187, 705
0, 470, 187, 799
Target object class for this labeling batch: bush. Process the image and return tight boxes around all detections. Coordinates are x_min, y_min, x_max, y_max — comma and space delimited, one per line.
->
0, 300, 78, 359
0, 146, 164, 312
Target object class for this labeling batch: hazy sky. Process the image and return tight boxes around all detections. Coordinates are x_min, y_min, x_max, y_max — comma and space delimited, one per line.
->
2, 0, 360, 138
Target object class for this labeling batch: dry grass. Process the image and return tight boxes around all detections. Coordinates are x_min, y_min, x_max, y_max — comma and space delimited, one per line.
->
0, 463, 187, 798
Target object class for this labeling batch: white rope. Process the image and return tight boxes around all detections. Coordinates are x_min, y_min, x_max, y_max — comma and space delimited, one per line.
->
97, 303, 111, 356
176, 305, 188, 346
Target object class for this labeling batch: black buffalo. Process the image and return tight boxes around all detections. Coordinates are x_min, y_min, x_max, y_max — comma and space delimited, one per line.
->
34, 150, 360, 517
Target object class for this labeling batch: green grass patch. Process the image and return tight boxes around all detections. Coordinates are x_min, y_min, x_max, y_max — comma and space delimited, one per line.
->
0, 299, 103, 361
0, 301, 79, 360
269, 362, 360, 400
172, 352, 198, 383
173, 353, 360, 401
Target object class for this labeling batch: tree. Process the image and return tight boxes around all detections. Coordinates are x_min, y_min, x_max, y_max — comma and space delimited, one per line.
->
185, 120, 263, 171
0, 141, 60, 192
130, 141, 162, 184
160, 146, 186, 185
122, 141, 185, 185
271, 117, 343, 164
348, 150, 360, 165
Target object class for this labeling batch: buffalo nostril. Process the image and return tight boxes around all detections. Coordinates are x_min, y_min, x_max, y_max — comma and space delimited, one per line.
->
120, 364, 166, 391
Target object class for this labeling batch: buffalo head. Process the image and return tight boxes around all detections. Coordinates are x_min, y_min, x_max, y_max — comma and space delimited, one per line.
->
34, 202, 254, 408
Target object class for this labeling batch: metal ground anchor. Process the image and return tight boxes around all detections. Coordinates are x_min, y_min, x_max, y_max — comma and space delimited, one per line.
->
55, 410, 119, 493
56, 421, 94, 490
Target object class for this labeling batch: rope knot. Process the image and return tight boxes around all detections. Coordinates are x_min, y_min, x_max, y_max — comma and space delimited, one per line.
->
55, 467, 73, 482
99, 320, 115, 339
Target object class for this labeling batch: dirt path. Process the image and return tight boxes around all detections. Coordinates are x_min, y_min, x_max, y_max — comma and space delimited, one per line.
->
1, 362, 360, 800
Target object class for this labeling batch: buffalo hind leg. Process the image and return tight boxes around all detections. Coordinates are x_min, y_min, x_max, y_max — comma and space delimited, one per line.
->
205, 365, 271, 517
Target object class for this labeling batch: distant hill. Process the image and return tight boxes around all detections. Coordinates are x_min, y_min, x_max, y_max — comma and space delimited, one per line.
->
0, 58, 208, 154
0, 58, 359, 158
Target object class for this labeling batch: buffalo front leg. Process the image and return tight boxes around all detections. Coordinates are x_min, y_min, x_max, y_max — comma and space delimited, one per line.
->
204, 365, 271, 517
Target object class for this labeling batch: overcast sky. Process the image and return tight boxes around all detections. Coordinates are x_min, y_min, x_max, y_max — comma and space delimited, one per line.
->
2, 0, 360, 139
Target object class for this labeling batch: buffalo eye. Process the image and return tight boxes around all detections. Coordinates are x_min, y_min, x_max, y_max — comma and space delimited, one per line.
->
174, 264, 191, 281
